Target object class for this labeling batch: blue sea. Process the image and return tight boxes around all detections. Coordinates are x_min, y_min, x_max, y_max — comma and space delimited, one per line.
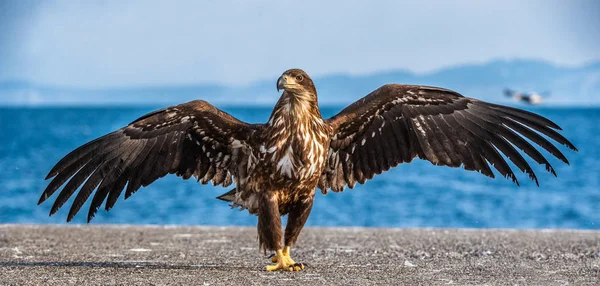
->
0, 106, 598, 229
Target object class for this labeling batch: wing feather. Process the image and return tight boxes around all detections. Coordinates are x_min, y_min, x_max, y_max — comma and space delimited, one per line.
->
500, 118, 569, 164
319, 84, 576, 193
45, 132, 124, 180
40, 100, 261, 222
450, 112, 519, 184
87, 144, 139, 221
125, 137, 158, 199
428, 115, 461, 166
492, 106, 576, 151
463, 108, 556, 176
456, 111, 533, 184
440, 113, 493, 176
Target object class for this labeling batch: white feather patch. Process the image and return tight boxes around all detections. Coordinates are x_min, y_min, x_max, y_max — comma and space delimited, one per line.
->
277, 154, 294, 177
413, 118, 427, 136
277, 145, 295, 177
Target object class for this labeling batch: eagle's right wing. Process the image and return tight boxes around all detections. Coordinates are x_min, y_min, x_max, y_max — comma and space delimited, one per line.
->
318, 84, 577, 193
39, 100, 262, 222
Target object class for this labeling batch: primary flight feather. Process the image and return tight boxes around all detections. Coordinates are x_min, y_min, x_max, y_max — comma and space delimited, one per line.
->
40, 68, 577, 271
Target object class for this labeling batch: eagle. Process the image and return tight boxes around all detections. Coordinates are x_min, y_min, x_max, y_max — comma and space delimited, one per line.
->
39, 68, 577, 271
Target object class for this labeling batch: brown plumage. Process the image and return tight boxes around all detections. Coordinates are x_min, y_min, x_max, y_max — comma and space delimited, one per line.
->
40, 68, 577, 271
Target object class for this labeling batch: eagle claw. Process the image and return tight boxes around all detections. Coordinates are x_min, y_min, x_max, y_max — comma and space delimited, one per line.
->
270, 247, 291, 263
266, 249, 305, 271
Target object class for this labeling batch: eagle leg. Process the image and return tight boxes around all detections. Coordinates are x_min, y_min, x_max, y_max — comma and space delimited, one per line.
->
267, 193, 314, 270
283, 194, 314, 247
266, 249, 305, 271
257, 191, 301, 271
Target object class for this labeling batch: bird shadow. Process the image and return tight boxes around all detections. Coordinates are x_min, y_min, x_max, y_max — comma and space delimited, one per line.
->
0, 261, 250, 271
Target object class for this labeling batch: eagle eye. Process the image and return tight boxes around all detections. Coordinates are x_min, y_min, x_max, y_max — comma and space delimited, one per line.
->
296, 75, 303, 81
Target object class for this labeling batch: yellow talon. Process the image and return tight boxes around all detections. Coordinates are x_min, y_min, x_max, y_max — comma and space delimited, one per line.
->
266, 248, 305, 271
271, 246, 291, 263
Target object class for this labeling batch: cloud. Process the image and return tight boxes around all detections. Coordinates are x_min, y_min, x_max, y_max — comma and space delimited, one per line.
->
1, 0, 599, 87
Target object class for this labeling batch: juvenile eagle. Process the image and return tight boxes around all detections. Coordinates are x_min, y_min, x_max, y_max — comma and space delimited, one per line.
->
40, 69, 577, 271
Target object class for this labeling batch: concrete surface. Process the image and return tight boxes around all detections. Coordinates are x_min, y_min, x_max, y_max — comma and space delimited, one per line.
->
0, 225, 599, 285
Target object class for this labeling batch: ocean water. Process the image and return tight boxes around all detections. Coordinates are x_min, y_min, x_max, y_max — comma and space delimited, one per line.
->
0, 106, 598, 229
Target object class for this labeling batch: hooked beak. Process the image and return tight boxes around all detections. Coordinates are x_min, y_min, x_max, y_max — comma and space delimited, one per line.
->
276, 75, 286, 92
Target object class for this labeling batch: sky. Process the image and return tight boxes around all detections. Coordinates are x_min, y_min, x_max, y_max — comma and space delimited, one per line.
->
0, 0, 599, 88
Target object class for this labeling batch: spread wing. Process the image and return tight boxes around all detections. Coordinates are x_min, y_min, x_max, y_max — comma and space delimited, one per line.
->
318, 84, 577, 193
39, 100, 262, 222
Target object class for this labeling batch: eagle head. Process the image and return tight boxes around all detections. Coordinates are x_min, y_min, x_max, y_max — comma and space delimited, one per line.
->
277, 69, 316, 95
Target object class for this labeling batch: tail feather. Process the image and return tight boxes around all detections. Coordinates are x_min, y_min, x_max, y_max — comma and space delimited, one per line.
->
216, 188, 237, 202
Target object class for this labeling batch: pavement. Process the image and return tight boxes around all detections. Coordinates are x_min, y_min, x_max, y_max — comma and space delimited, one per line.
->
0, 225, 599, 285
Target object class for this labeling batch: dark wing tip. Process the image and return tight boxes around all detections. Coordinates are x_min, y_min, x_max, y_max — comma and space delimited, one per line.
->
49, 203, 62, 217
490, 103, 578, 153
559, 137, 578, 152
525, 167, 539, 186
568, 144, 578, 152
547, 164, 557, 177
67, 203, 81, 223
45, 172, 56, 181
511, 175, 520, 187
45, 163, 67, 180
37, 193, 49, 205
87, 208, 98, 223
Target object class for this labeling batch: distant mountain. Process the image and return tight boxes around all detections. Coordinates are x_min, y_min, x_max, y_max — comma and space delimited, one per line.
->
313, 59, 600, 106
1, 59, 598, 106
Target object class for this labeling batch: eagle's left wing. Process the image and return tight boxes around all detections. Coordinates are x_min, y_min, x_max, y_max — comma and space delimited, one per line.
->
318, 84, 577, 193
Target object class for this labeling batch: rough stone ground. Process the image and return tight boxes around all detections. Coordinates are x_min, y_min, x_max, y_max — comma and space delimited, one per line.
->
0, 225, 599, 285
